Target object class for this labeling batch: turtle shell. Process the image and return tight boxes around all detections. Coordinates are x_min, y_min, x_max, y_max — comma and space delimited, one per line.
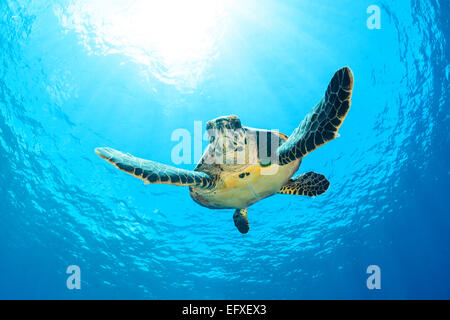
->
189, 117, 301, 209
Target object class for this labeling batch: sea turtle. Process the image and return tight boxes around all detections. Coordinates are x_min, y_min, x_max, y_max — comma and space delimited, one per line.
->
95, 67, 353, 234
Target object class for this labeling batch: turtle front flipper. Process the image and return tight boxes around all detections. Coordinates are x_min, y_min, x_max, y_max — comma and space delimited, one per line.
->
95, 147, 214, 189
278, 172, 329, 197
233, 208, 249, 234
277, 67, 353, 165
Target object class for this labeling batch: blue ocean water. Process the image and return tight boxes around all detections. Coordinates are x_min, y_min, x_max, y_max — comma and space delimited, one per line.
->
0, 0, 448, 299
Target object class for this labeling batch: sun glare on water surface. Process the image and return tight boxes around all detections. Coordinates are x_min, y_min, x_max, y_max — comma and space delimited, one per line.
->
55, 0, 229, 91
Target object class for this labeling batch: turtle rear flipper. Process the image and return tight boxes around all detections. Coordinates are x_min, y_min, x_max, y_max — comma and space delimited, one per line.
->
278, 172, 329, 197
233, 208, 249, 234
95, 147, 214, 189
278, 67, 353, 165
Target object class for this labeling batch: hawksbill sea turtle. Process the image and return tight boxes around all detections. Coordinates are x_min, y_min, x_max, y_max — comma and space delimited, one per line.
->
95, 67, 354, 234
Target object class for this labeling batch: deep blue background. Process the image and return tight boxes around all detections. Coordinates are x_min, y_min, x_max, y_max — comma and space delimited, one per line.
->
0, 0, 449, 299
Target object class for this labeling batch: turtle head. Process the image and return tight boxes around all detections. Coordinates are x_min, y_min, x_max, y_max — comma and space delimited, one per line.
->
206, 115, 242, 132
206, 115, 243, 145
205, 115, 247, 164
